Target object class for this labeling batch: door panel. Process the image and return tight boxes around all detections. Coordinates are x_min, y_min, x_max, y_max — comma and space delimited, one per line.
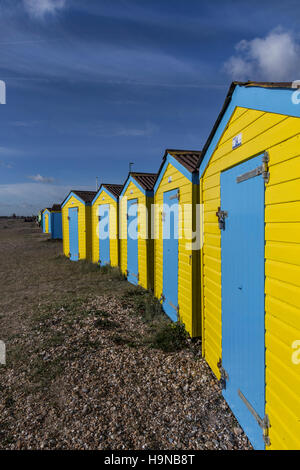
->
221, 155, 265, 450
45, 214, 48, 233
99, 204, 110, 266
127, 199, 138, 285
162, 188, 179, 321
68, 207, 79, 261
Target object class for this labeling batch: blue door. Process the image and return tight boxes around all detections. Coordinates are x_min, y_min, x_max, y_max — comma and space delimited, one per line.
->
99, 204, 110, 266
127, 198, 138, 285
68, 207, 79, 261
48, 212, 52, 235
221, 155, 266, 450
162, 188, 179, 321
51, 213, 62, 240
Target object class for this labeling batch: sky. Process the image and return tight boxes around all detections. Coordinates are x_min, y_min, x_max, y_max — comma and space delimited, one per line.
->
1, 0, 300, 215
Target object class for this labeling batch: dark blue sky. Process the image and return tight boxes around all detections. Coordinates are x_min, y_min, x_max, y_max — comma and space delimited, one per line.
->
1, 0, 300, 214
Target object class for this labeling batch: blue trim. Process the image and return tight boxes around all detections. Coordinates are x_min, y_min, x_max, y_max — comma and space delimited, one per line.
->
68, 207, 79, 261
221, 155, 266, 450
120, 175, 153, 199
162, 188, 179, 322
61, 191, 88, 208
154, 154, 198, 194
92, 186, 118, 205
127, 198, 139, 285
199, 85, 300, 179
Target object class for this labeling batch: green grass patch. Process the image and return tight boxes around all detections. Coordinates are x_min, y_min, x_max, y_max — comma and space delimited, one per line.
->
146, 321, 189, 353
121, 288, 165, 322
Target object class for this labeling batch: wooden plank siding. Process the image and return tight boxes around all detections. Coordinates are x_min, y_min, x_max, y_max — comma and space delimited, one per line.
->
91, 190, 119, 267
154, 163, 200, 337
201, 105, 300, 450
119, 181, 154, 290
62, 195, 92, 261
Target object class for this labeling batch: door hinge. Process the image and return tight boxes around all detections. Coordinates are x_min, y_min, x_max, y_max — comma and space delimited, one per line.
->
169, 301, 180, 319
236, 152, 270, 184
216, 207, 228, 230
238, 389, 270, 446
262, 151, 270, 184
67, 216, 70, 220
159, 293, 166, 302
161, 211, 165, 222
217, 359, 229, 389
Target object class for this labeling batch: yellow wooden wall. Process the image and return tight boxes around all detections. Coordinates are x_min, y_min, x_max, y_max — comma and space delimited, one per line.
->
91, 190, 119, 267
44, 212, 49, 233
62, 195, 92, 260
154, 163, 200, 336
201, 105, 300, 450
119, 180, 153, 290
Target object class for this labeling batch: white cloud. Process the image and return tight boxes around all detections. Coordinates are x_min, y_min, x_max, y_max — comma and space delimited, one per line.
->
224, 28, 300, 81
0, 146, 24, 156
0, 183, 92, 216
23, 0, 67, 19
28, 173, 55, 183
0, 160, 13, 169
94, 121, 159, 138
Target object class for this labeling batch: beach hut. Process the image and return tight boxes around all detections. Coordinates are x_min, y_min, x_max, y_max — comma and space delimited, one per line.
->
153, 149, 202, 337
50, 204, 63, 240
37, 210, 42, 227
198, 81, 300, 450
119, 172, 157, 289
91, 184, 123, 267
61, 190, 96, 261
42, 208, 51, 234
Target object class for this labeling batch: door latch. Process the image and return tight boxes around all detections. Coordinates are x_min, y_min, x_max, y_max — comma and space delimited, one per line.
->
169, 189, 180, 201
216, 207, 228, 230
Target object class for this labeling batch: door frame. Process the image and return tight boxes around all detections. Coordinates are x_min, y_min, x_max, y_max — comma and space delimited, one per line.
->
162, 187, 179, 321
98, 203, 110, 266
220, 153, 267, 450
127, 198, 139, 285
68, 206, 79, 261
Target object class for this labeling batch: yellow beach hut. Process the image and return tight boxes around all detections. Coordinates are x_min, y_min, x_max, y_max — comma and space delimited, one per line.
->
42, 208, 51, 234
61, 190, 96, 262
91, 184, 123, 267
119, 172, 157, 289
153, 149, 203, 337
198, 81, 300, 450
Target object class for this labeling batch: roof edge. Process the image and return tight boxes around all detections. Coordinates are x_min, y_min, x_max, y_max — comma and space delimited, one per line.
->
197, 80, 300, 172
